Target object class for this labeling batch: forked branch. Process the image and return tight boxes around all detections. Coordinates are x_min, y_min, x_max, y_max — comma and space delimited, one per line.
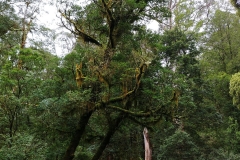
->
59, 10, 102, 46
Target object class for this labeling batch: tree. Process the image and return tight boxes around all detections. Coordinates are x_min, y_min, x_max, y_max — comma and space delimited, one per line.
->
0, 46, 60, 159
55, 0, 179, 159
200, 9, 240, 120
202, 10, 240, 74
3, 0, 240, 159
158, 130, 201, 160
198, 5, 240, 158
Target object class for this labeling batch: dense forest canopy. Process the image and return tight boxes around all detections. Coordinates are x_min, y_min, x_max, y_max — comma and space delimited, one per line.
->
1, 0, 240, 159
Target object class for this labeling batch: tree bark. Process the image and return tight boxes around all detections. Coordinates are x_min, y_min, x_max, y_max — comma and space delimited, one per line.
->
63, 111, 93, 160
91, 114, 125, 160
143, 127, 151, 160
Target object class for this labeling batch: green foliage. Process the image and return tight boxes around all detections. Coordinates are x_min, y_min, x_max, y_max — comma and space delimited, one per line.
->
230, 72, 240, 108
203, 10, 240, 74
197, 6, 240, 160
0, 2, 17, 37
158, 28, 200, 77
157, 130, 201, 160
207, 148, 240, 160
225, 117, 240, 153
174, 0, 204, 32
0, 132, 48, 160
1, 0, 240, 159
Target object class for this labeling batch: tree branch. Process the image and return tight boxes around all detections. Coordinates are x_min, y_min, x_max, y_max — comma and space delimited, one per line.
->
101, 0, 115, 48
107, 105, 151, 117
59, 9, 102, 46
106, 63, 147, 104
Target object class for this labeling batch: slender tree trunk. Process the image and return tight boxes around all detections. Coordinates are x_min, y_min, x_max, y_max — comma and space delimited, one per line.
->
63, 111, 93, 160
91, 114, 125, 160
143, 127, 151, 160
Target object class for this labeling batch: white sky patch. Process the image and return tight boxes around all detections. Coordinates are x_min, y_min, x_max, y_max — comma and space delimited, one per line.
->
39, 5, 58, 29
147, 20, 159, 32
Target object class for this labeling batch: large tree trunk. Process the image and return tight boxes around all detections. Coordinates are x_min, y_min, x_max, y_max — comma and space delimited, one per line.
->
91, 114, 125, 160
63, 111, 93, 160
143, 127, 151, 160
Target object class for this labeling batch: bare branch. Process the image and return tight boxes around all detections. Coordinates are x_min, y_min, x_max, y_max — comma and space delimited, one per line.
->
58, 9, 102, 46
